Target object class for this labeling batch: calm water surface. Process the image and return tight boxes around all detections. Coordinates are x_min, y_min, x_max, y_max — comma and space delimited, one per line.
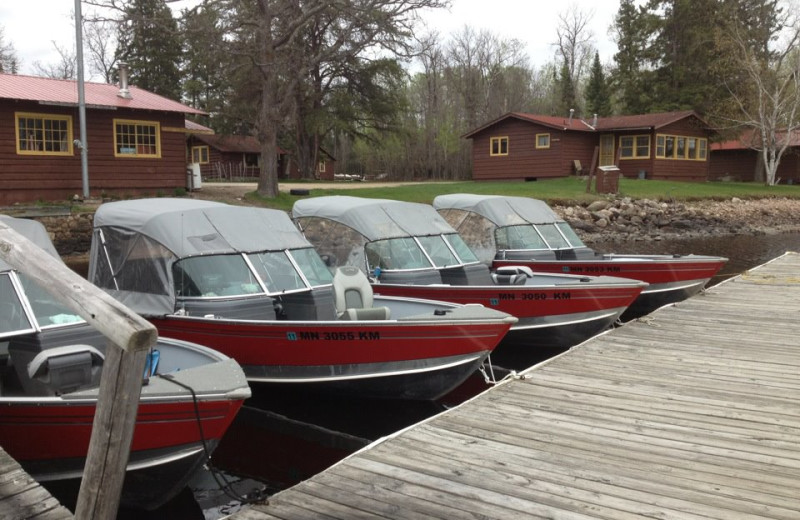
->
58, 232, 800, 518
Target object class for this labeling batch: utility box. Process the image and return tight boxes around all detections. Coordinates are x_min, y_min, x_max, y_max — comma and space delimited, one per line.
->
187, 163, 203, 191
596, 165, 620, 194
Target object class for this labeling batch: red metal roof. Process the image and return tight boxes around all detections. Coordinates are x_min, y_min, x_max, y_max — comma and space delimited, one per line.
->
593, 110, 701, 130
464, 110, 709, 138
185, 119, 214, 134
712, 129, 800, 150
194, 133, 289, 155
0, 73, 204, 115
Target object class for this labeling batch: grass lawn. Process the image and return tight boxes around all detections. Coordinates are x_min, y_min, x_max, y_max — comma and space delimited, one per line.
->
247, 177, 800, 212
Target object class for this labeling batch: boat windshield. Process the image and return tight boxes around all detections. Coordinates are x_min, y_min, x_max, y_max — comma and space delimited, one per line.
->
496, 223, 585, 251
248, 249, 332, 292
18, 274, 84, 328
496, 225, 548, 250
0, 273, 82, 338
442, 234, 480, 264
286, 247, 334, 287
0, 274, 34, 337
555, 222, 586, 248
366, 237, 430, 271
175, 249, 334, 298
417, 235, 460, 267
174, 254, 264, 298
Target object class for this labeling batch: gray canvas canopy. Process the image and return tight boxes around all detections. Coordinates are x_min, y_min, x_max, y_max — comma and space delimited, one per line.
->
292, 196, 455, 241
0, 215, 61, 272
433, 194, 562, 226
89, 199, 313, 316
93, 198, 309, 256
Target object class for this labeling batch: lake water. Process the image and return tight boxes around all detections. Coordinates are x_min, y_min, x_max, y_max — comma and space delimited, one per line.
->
60, 232, 800, 518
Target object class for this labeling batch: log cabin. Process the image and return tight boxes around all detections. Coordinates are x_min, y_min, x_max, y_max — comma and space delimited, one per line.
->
464, 110, 714, 182
187, 132, 336, 181
709, 129, 800, 184
0, 72, 204, 205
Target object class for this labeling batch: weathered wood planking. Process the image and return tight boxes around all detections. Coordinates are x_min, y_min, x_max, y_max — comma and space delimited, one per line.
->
0, 447, 73, 520
232, 252, 800, 520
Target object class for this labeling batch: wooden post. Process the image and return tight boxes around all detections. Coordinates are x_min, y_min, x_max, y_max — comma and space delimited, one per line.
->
0, 221, 157, 519
585, 146, 599, 193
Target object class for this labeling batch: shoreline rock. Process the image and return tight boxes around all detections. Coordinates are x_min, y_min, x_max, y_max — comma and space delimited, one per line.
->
552, 197, 800, 244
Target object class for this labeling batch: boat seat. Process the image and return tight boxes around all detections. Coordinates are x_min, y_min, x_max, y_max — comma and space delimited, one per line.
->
332, 266, 390, 320
13, 344, 104, 396
492, 265, 534, 285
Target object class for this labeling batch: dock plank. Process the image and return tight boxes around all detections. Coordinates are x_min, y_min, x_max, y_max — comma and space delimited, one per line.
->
0, 447, 72, 520
231, 252, 800, 519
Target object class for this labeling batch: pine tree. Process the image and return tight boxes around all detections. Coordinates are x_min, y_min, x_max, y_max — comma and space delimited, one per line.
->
585, 52, 611, 117
558, 61, 578, 116
115, 0, 182, 99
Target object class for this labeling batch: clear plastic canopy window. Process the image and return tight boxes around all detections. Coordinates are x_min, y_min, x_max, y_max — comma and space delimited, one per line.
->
0, 272, 83, 338
173, 248, 333, 299
495, 223, 585, 251
365, 234, 480, 272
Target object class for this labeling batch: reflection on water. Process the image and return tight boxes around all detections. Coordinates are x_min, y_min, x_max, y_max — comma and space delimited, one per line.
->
59, 232, 800, 519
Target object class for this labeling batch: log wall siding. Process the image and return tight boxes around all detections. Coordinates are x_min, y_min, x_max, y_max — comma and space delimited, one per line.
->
648, 119, 711, 182
709, 149, 799, 183
470, 120, 595, 181
469, 115, 713, 183
1, 101, 189, 204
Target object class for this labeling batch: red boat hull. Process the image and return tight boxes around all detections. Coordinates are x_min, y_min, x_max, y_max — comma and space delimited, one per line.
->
149, 315, 512, 400
371, 281, 644, 348
492, 255, 727, 319
0, 396, 244, 510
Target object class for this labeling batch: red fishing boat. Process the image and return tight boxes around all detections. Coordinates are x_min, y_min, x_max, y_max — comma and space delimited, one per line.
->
433, 194, 728, 320
88, 199, 515, 401
0, 215, 250, 510
292, 196, 647, 349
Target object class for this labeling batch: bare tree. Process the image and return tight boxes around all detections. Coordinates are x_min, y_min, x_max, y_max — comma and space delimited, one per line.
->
84, 17, 118, 82
723, 9, 800, 185
32, 42, 77, 79
554, 3, 595, 114
0, 25, 21, 74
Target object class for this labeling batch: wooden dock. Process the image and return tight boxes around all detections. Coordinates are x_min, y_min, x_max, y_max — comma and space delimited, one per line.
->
232, 252, 800, 519
0, 447, 72, 520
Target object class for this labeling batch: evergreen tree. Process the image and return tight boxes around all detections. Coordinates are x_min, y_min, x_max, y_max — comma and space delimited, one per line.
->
116, 0, 183, 99
610, 0, 656, 113
558, 61, 578, 116
585, 51, 611, 117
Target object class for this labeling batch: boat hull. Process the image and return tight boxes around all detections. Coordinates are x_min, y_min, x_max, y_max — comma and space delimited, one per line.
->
371, 278, 645, 349
149, 310, 512, 401
0, 392, 245, 510
492, 254, 726, 320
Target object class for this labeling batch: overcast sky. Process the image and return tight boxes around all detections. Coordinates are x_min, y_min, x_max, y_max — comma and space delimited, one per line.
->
1, 0, 620, 79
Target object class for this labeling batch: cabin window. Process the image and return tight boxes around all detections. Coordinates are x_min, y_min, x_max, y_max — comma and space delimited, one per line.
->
619, 135, 650, 159
535, 133, 550, 149
114, 119, 161, 158
655, 134, 708, 161
490, 136, 508, 156
15, 112, 73, 156
191, 145, 209, 164
318, 160, 326, 172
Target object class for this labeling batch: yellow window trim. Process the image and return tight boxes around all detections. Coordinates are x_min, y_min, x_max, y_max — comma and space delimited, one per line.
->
655, 134, 707, 161
191, 145, 209, 164
113, 118, 161, 158
619, 134, 651, 160
15, 112, 74, 156
490, 136, 509, 156
319, 160, 326, 172
535, 133, 550, 149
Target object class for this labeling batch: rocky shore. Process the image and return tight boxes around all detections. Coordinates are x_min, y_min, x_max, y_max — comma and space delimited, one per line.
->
553, 197, 800, 244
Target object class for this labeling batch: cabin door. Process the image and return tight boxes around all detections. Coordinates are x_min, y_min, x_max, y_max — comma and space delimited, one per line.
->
599, 134, 615, 166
